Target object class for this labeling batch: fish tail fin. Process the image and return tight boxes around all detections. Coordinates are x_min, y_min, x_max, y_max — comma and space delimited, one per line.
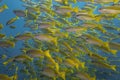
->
78, 62, 85, 69
88, 10, 94, 16
73, 7, 79, 13
111, 65, 117, 71
52, 37, 58, 46
64, 32, 69, 38
55, 21, 62, 27
110, 49, 117, 55
44, 50, 56, 64
81, 62, 85, 69
44, 50, 51, 58
103, 42, 109, 49
59, 72, 66, 80
76, 63, 81, 70
3, 4, 8, 9
90, 76, 96, 80
98, 25, 106, 33
95, 16, 101, 22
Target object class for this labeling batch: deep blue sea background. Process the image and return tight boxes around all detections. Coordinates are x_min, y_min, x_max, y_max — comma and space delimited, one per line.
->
0, 0, 120, 80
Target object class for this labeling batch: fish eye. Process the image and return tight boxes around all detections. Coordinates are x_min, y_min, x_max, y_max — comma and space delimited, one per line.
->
13, 59, 16, 62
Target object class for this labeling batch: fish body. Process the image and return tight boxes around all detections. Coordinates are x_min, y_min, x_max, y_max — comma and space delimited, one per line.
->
13, 10, 27, 17
6, 16, 19, 25
15, 32, 33, 40
34, 34, 57, 46
98, 6, 120, 14
75, 72, 96, 80
26, 49, 44, 58
0, 40, 15, 48
92, 60, 116, 71
93, 0, 119, 4
0, 74, 13, 80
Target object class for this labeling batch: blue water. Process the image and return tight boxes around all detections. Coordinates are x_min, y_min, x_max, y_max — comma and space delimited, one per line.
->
0, 0, 120, 80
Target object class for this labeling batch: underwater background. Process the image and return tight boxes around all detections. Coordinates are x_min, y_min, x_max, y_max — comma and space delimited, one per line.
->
0, 0, 120, 80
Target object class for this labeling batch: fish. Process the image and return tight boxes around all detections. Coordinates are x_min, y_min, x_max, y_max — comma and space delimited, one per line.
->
1, 0, 120, 80
93, 0, 119, 4
98, 6, 120, 14
92, 60, 117, 71
15, 32, 33, 40
38, 22, 56, 29
83, 34, 109, 47
26, 49, 44, 58
65, 27, 87, 33
13, 10, 27, 17
82, 22, 106, 33
34, 34, 58, 46
6, 16, 19, 25
0, 4, 8, 12
63, 57, 85, 70
88, 52, 107, 61
0, 40, 15, 48
3, 54, 33, 65
54, 5, 78, 17
75, 72, 96, 80
76, 14, 101, 22
41, 67, 58, 79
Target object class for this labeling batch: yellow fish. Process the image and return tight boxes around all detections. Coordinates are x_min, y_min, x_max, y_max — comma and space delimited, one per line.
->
34, 34, 58, 46
3, 54, 33, 65
0, 4, 8, 12
6, 16, 19, 25
92, 60, 117, 71
0, 40, 15, 48
98, 6, 120, 14
15, 32, 33, 40
26, 49, 44, 58
75, 72, 96, 80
